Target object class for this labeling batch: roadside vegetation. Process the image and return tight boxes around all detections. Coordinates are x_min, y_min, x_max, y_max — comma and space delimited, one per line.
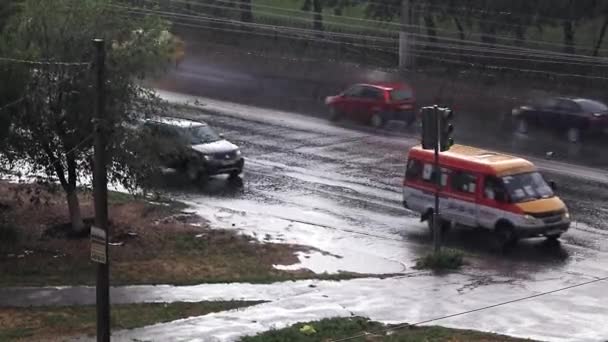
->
414, 249, 465, 271
0, 181, 365, 286
0, 301, 261, 341
240, 317, 537, 342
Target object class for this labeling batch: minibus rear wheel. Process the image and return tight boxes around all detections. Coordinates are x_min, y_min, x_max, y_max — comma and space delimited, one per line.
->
427, 214, 450, 236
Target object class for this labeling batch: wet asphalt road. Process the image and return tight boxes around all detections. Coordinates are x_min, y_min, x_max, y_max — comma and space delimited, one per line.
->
104, 92, 608, 341
3, 92, 608, 341
155, 90, 608, 273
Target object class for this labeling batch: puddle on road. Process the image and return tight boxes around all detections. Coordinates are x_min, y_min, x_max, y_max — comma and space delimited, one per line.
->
184, 198, 419, 275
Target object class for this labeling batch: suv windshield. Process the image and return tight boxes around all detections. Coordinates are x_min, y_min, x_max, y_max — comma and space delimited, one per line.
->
185, 125, 221, 145
389, 89, 413, 101
501, 172, 554, 203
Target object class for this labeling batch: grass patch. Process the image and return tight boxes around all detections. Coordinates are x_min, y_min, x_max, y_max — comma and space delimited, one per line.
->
0, 181, 372, 287
414, 249, 465, 271
0, 301, 262, 342
240, 317, 536, 342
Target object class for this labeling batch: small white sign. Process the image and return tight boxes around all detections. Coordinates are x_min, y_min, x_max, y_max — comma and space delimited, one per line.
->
90, 226, 107, 264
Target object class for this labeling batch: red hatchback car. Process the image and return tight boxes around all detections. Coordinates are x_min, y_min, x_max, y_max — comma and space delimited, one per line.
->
324, 82, 416, 128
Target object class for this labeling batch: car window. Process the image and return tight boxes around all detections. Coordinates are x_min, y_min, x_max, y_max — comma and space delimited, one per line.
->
575, 99, 608, 113
502, 172, 554, 203
451, 171, 477, 194
421, 163, 448, 187
147, 122, 179, 138
537, 98, 559, 109
556, 99, 580, 112
483, 176, 507, 201
361, 87, 384, 100
343, 85, 364, 97
184, 125, 222, 145
389, 89, 413, 101
405, 159, 422, 180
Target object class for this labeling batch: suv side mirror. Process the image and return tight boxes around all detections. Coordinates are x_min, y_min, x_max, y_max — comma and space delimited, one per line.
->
549, 180, 557, 191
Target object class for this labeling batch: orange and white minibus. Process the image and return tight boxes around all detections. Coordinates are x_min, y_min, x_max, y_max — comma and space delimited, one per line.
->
403, 144, 570, 245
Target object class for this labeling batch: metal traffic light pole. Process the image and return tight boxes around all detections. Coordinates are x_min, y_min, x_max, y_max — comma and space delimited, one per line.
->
433, 105, 441, 253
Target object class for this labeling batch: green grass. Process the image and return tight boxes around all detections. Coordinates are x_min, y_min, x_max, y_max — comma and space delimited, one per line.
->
0, 328, 35, 341
252, 0, 606, 55
240, 317, 536, 342
0, 301, 263, 341
414, 249, 465, 271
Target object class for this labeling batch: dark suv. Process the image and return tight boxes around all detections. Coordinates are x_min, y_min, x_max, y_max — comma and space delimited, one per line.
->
144, 117, 244, 181
512, 97, 608, 142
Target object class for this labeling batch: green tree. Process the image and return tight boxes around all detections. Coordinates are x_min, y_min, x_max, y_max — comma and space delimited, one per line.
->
300, 0, 356, 33
539, 0, 596, 54
0, 0, 171, 233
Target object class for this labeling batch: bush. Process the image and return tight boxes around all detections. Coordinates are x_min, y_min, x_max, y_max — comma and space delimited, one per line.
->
414, 249, 465, 271
0, 223, 20, 252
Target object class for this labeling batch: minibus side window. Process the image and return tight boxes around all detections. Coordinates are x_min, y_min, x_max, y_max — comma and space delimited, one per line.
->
421, 163, 448, 187
405, 159, 423, 180
451, 171, 477, 194
484, 176, 508, 202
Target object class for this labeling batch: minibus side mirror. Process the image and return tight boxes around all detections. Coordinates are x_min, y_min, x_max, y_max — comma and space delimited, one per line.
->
549, 180, 557, 191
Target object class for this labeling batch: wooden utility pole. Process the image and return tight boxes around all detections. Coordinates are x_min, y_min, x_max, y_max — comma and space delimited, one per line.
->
92, 38, 110, 342
399, 0, 415, 70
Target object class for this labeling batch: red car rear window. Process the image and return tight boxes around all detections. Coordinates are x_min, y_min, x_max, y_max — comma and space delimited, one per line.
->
389, 89, 413, 101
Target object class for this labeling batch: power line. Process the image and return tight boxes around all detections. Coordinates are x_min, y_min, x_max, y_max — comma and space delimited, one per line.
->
329, 274, 608, 342
116, 4, 608, 63
149, 14, 608, 81
0, 56, 91, 67
148, 0, 608, 54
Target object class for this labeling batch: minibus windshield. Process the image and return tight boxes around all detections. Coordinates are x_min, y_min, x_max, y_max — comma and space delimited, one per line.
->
501, 172, 554, 203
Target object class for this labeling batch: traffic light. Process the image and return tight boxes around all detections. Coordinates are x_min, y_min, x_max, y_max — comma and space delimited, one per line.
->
420, 106, 437, 150
439, 108, 455, 151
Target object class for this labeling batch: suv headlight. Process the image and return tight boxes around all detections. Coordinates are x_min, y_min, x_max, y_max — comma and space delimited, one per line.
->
524, 214, 537, 223
202, 154, 211, 161
562, 211, 570, 220
235, 149, 242, 157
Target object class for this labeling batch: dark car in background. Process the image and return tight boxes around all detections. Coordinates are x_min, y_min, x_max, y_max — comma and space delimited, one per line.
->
324, 82, 416, 128
512, 97, 608, 143
144, 117, 244, 182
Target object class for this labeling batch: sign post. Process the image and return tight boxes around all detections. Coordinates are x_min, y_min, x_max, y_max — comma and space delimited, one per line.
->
90, 226, 107, 264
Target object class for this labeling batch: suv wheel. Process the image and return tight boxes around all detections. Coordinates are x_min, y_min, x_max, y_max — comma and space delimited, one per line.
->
329, 107, 341, 122
567, 127, 580, 143
515, 117, 528, 134
187, 163, 206, 182
229, 169, 242, 179
370, 113, 384, 128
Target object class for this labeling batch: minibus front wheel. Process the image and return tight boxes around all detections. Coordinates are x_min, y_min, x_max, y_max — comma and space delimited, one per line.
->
495, 222, 518, 250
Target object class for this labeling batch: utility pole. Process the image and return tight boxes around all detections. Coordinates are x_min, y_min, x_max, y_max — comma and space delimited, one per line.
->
399, 0, 415, 70
92, 38, 110, 342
